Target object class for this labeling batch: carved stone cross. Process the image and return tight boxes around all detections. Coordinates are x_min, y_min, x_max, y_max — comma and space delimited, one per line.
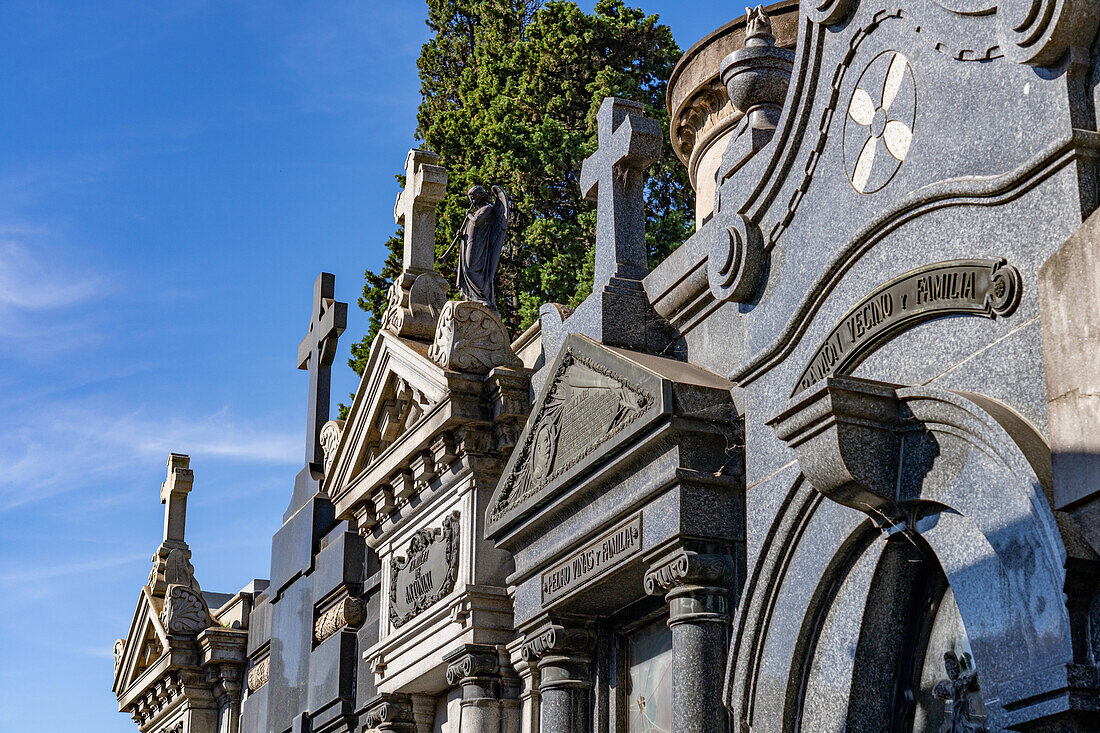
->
383, 149, 449, 339
160, 452, 193, 550
297, 272, 347, 469
395, 149, 448, 274
580, 97, 663, 293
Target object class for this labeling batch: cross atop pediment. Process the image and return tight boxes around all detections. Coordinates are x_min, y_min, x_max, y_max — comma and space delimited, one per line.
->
298, 272, 347, 469
580, 97, 663, 292
394, 149, 448, 274
160, 452, 193, 549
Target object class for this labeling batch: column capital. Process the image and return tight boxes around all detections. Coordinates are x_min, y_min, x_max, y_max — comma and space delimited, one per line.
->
519, 623, 595, 663
644, 550, 734, 595
364, 692, 416, 733
444, 643, 501, 687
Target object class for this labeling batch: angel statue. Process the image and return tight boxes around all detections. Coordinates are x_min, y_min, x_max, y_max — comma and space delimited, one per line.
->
441, 185, 510, 311
933, 651, 987, 733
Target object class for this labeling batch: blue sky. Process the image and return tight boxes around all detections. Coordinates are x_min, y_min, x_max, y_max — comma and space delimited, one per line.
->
0, 1, 730, 729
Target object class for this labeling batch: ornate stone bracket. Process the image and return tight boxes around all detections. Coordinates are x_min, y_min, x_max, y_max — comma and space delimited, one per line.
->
246, 657, 269, 693
319, 419, 344, 476
429, 300, 521, 374
382, 270, 448, 341
313, 596, 366, 644
768, 375, 905, 523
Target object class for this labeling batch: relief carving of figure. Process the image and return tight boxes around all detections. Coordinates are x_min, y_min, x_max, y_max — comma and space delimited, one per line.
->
441, 185, 510, 311
933, 651, 987, 733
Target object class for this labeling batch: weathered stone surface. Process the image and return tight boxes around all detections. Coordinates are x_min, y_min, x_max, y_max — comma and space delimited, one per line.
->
1040, 207, 1100, 552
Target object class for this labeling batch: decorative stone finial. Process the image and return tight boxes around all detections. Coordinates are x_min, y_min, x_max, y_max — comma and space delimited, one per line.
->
744, 5, 772, 41
720, 5, 794, 135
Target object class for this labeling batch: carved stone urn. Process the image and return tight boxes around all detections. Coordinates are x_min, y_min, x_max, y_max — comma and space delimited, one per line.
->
719, 6, 795, 134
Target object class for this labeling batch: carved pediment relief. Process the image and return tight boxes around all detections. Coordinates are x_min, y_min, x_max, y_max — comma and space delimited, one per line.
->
113, 587, 170, 697
487, 335, 667, 537
324, 331, 451, 495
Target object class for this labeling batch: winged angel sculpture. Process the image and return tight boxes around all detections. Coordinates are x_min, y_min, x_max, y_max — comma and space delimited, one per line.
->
441, 185, 511, 311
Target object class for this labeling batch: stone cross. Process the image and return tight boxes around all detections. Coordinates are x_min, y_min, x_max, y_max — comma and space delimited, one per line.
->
580, 97, 663, 293
160, 452, 193, 550
297, 272, 347, 469
394, 149, 448, 274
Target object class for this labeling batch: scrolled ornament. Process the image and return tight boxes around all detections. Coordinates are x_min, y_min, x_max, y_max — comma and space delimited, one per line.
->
987, 259, 1021, 316
708, 214, 765, 303
806, 0, 857, 26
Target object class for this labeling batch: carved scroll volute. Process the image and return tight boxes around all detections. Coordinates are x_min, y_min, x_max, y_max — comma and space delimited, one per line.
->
708, 213, 765, 303
996, 0, 1099, 67
161, 584, 213, 635
806, 0, 857, 26
768, 375, 904, 521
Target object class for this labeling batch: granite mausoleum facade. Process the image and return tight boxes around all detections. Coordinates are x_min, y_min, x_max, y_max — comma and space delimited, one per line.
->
115, 1, 1100, 731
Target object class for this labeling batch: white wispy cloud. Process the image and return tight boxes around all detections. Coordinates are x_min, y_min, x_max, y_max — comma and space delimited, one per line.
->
0, 239, 105, 311
0, 403, 299, 513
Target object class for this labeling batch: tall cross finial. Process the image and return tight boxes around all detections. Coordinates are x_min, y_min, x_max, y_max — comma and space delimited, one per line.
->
394, 149, 448, 273
297, 272, 347, 469
382, 150, 449, 339
160, 452, 193, 548
579, 97, 663, 293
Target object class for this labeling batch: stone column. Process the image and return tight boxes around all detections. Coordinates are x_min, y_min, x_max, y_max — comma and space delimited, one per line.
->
644, 550, 735, 733
444, 644, 502, 733
364, 693, 416, 733
521, 624, 594, 733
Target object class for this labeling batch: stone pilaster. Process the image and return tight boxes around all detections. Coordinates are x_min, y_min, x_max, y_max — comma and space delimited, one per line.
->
508, 638, 539, 733
644, 550, 734, 733
444, 644, 502, 733
410, 694, 436, 733
520, 624, 594, 733
364, 693, 416, 733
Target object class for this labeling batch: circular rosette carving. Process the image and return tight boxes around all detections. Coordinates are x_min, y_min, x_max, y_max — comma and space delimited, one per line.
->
987, 260, 1021, 316
997, 0, 1097, 67
806, 0, 857, 26
844, 51, 915, 195
708, 214, 765, 303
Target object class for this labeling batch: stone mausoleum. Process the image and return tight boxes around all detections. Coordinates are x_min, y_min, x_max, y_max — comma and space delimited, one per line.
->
114, 1, 1100, 731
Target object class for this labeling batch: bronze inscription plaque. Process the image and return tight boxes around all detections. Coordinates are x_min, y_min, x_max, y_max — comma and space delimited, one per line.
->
794, 259, 1021, 394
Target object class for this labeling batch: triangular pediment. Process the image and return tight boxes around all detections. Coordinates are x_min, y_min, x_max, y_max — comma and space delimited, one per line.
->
113, 586, 170, 699
324, 330, 451, 496
486, 334, 671, 538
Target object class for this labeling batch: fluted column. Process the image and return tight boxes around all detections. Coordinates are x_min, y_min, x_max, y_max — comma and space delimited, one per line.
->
520, 624, 594, 733
645, 550, 734, 733
445, 644, 502, 733
364, 692, 416, 733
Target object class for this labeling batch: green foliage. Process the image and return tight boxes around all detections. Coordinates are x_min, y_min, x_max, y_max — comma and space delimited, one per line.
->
347, 0, 693, 378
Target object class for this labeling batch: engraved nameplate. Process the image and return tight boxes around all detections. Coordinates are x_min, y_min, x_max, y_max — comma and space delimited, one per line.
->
541, 515, 642, 605
389, 512, 460, 628
794, 259, 1021, 395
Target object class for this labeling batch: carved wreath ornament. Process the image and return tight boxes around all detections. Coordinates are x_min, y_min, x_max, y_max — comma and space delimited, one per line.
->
844, 50, 915, 194
388, 511, 460, 628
